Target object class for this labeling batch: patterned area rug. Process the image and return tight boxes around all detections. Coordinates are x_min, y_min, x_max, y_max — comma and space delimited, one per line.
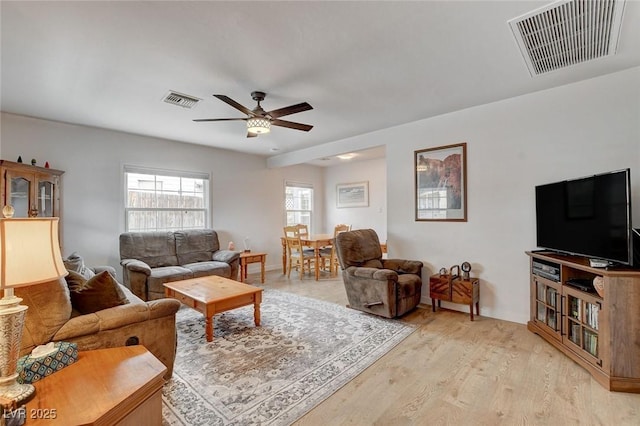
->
162, 289, 415, 425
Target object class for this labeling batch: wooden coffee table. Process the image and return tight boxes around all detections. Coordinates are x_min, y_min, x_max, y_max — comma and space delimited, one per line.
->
163, 275, 262, 342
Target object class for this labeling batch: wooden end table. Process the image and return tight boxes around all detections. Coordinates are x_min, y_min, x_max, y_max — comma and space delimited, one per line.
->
239, 251, 267, 283
429, 273, 480, 321
164, 275, 262, 342
23, 346, 166, 425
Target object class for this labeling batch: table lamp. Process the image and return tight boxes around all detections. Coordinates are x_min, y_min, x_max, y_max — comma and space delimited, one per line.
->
0, 217, 67, 403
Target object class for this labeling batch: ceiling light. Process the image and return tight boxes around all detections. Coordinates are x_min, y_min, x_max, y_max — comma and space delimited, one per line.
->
337, 153, 356, 160
247, 117, 271, 134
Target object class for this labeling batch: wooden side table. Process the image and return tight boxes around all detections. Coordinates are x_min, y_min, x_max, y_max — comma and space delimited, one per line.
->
451, 277, 480, 321
239, 251, 267, 283
23, 345, 166, 425
429, 273, 451, 308
429, 273, 480, 321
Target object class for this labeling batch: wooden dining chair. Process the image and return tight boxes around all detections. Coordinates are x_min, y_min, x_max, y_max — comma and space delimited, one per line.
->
283, 225, 315, 278
320, 224, 351, 276
296, 224, 319, 258
296, 224, 309, 239
288, 224, 314, 252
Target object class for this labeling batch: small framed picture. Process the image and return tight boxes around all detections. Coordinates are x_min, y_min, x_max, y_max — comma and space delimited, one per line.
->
336, 181, 369, 208
415, 142, 467, 221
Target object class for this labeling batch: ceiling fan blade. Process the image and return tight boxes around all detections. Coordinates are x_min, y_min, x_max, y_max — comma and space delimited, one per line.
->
266, 102, 313, 119
213, 95, 254, 116
193, 117, 247, 122
271, 119, 313, 132
247, 132, 257, 138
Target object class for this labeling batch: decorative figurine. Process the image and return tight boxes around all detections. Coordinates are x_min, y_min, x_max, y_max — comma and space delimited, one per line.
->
45, 161, 50, 168
17, 156, 23, 163
31, 158, 36, 166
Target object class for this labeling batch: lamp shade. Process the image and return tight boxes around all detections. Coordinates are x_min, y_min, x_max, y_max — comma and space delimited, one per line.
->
246, 117, 271, 134
0, 218, 67, 289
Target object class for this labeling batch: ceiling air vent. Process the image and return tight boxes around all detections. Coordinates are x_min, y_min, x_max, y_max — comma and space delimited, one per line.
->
508, 0, 626, 76
162, 91, 201, 109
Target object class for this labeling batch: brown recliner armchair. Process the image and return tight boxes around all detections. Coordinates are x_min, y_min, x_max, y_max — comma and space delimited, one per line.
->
335, 229, 423, 318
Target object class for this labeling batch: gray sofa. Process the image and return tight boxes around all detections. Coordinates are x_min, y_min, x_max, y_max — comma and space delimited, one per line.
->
119, 229, 240, 301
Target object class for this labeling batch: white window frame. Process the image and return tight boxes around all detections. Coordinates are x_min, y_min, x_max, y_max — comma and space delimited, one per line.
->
284, 181, 314, 233
123, 165, 210, 232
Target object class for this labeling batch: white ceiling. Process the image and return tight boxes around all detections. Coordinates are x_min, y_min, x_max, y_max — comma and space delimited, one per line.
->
2, 1, 639, 165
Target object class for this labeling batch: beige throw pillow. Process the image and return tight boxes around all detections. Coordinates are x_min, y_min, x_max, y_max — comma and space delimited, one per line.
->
16, 277, 73, 350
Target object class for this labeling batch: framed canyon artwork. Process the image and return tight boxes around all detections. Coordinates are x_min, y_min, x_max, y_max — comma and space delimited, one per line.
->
414, 142, 467, 221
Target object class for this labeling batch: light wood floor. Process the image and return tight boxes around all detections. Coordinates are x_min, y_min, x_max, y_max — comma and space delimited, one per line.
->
244, 269, 640, 426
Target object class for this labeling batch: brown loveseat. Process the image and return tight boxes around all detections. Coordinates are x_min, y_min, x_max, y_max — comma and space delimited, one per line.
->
120, 229, 240, 301
16, 262, 181, 380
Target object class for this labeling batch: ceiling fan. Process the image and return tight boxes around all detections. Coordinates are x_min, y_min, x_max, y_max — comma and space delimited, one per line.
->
194, 91, 313, 138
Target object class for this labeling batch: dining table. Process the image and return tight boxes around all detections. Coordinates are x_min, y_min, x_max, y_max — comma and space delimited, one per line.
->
280, 233, 334, 280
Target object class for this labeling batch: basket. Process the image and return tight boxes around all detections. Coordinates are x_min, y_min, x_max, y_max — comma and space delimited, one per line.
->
593, 276, 604, 298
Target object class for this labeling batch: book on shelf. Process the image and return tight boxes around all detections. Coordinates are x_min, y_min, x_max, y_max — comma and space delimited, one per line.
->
570, 323, 580, 345
590, 334, 598, 357
537, 285, 545, 302
585, 303, 599, 330
537, 303, 546, 322
570, 297, 581, 320
548, 311, 556, 330
583, 330, 598, 357
547, 287, 557, 307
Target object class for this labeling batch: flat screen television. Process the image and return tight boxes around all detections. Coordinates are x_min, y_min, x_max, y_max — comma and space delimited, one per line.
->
535, 169, 632, 266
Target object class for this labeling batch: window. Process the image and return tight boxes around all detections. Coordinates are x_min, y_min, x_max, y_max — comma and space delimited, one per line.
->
285, 181, 313, 231
124, 166, 209, 232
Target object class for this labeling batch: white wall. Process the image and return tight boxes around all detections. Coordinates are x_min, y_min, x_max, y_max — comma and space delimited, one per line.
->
323, 157, 387, 240
0, 113, 325, 276
315, 67, 640, 324
3, 67, 638, 324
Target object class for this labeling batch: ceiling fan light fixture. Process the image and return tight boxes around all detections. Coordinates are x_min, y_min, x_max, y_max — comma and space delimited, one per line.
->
247, 117, 271, 134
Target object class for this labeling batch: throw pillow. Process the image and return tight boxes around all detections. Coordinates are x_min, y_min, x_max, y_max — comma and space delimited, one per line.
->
64, 270, 86, 290
63, 252, 95, 280
66, 270, 129, 314
16, 277, 73, 351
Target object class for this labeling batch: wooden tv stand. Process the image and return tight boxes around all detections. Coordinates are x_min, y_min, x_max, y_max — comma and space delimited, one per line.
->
527, 251, 640, 393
